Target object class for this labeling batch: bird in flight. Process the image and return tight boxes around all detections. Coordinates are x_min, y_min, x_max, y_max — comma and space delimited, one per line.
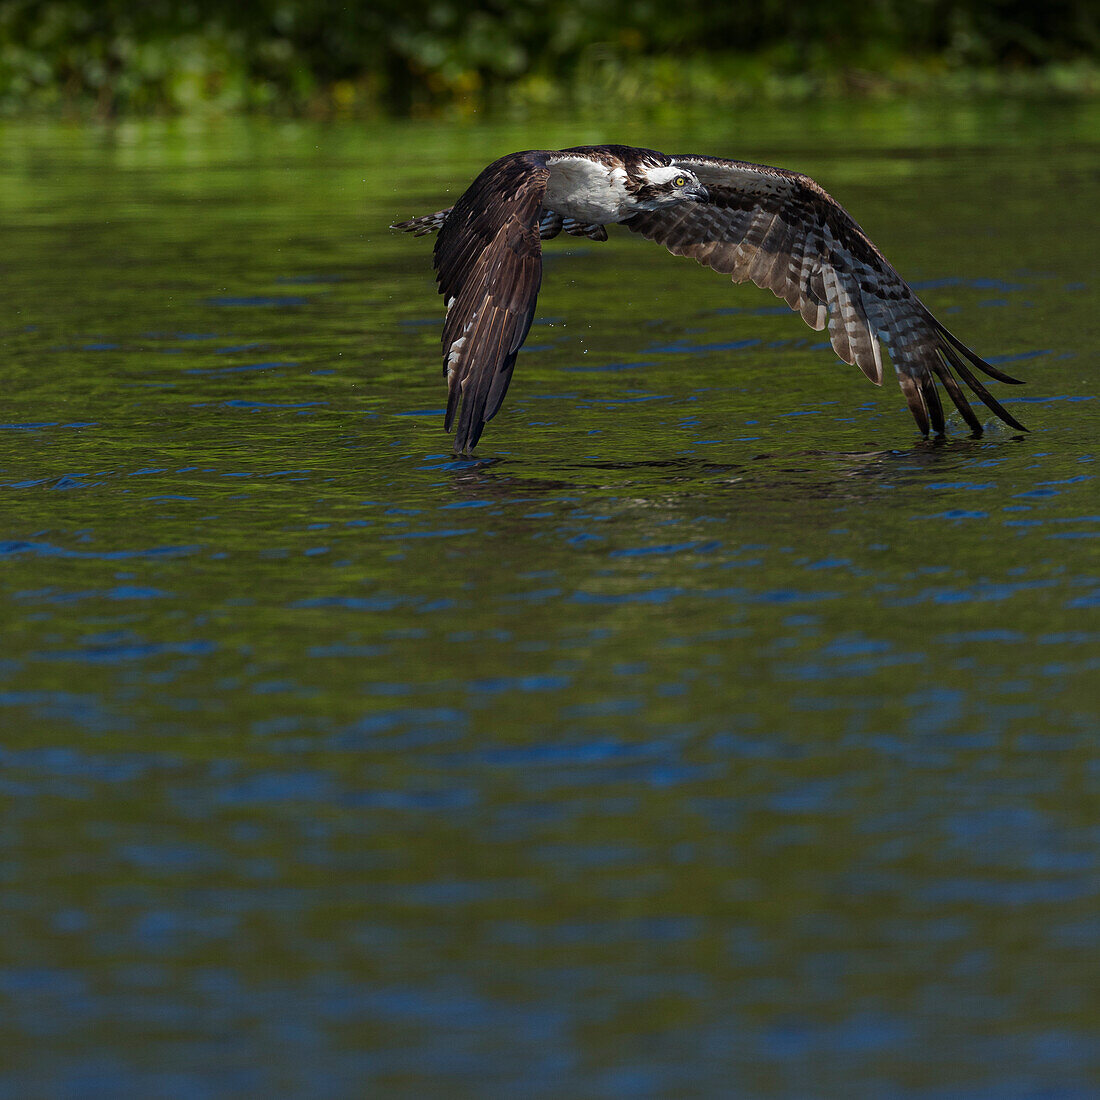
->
393, 144, 1026, 454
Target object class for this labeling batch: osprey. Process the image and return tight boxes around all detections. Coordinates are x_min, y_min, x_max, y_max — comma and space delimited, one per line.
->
393, 144, 1026, 454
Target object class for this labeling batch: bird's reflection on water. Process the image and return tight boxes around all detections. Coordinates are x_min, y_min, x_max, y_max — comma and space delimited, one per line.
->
438, 440, 1011, 509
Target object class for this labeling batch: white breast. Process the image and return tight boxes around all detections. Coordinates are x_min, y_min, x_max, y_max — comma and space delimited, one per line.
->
544, 156, 629, 224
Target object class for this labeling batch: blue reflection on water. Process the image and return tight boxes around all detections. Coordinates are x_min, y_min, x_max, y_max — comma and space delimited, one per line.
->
1, 119, 1098, 1100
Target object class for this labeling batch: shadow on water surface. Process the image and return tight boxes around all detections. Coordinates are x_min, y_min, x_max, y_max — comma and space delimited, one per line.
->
439, 438, 1031, 506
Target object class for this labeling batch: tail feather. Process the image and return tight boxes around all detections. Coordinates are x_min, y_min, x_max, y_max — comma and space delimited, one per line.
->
392, 209, 453, 236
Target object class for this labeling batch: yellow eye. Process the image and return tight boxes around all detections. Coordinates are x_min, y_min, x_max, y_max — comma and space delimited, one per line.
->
674, 176, 687, 187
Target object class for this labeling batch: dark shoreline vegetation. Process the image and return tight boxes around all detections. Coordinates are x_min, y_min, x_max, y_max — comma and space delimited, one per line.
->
1, 1, 1098, 117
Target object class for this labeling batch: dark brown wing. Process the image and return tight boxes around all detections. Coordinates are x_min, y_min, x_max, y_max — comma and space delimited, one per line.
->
623, 155, 1026, 436
433, 151, 551, 453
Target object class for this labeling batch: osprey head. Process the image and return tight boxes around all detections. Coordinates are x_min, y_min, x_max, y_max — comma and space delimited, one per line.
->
632, 165, 709, 210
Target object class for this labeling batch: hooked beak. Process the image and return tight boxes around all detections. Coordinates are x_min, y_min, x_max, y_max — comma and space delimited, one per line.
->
687, 183, 709, 204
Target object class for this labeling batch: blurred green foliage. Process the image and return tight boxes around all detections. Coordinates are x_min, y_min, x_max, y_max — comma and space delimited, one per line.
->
1, 0, 1097, 114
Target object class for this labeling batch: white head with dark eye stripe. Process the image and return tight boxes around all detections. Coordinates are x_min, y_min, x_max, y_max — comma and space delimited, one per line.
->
632, 165, 709, 209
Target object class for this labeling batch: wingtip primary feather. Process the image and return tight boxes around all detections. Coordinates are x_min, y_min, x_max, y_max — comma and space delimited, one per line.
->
933, 319, 1027, 385
936, 336, 1029, 432
930, 351, 985, 436
919, 371, 947, 437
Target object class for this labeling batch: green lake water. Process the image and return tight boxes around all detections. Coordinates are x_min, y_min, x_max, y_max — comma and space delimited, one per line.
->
0, 101, 1098, 1096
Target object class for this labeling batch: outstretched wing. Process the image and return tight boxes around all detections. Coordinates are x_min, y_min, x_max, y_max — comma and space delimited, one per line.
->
623, 155, 1026, 436
433, 151, 551, 453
